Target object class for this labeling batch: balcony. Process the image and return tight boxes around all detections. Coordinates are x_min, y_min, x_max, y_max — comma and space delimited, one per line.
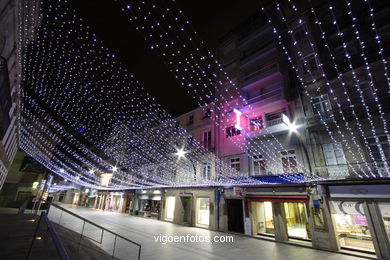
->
246, 87, 283, 105
246, 116, 289, 139
240, 63, 280, 88
314, 161, 390, 180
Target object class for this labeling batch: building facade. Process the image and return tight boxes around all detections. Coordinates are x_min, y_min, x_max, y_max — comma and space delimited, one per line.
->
0, 0, 41, 189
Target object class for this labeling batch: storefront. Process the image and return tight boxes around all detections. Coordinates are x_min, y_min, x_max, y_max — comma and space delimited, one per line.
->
161, 188, 216, 229
247, 195, 310, 241
133, 190, 161, 219
242, 185, 312, 244
327, 184, 390, 259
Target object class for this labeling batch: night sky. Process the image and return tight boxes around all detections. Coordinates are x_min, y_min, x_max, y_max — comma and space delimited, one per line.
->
71, 0, 261, 116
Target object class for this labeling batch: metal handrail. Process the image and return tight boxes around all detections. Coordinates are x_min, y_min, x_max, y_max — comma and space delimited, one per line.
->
48, 202, 142, 260
27, 212, 70, 260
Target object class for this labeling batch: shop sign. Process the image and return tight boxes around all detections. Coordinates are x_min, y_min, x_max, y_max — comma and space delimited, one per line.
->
233, 187, 243, 196
354, 215, 368, 226
329, 184, 390, 198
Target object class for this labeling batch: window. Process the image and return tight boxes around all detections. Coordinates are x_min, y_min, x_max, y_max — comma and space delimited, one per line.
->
367, 135, 390, 162
202, 130, 212, 149
281, 150, 298, 173
322, 143, 347, 166
250, 117, 264, 131
202, 163, 211, 180
187, 115, 194, 125
302, 55, 318, 74
231, 157, 240, 172
203, 108, 211, 119
253, 155, 266, 175
359, 82, 375, 101
293, 25, 307, 42
312, 94, 332, 116
347, 81, 375, 104
226, 125, 241, 138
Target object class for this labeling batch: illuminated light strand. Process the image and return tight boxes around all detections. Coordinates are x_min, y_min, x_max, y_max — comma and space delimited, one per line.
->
327, 1, 389, 176
298, 0, 381, 178
363, 0, 390, 94
260, 2, 365, 179
118, 0, 315, 180
22, 0, 284, 187
280, 0, 374, 178
342, 0, 390, 172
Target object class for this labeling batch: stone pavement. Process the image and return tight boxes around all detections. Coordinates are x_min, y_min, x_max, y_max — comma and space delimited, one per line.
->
49, 204, 368, 260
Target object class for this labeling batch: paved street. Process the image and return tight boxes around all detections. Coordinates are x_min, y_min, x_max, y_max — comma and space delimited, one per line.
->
49, 204, 366, 260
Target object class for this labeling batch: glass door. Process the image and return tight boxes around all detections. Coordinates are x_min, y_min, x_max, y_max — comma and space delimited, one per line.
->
283, 202, 310, 240
251, 201, 274, 236
165, 196, 176, 221
197, 198, 210, 226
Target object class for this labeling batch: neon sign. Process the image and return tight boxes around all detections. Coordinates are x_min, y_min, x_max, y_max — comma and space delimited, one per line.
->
233, 108, 242, 131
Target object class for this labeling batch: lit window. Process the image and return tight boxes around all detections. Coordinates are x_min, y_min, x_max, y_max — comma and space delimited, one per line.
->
250, 117, 264, 131
226, 126, 241, 138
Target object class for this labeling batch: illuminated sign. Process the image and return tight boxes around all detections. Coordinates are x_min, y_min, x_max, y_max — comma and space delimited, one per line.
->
233, 108, 242, 131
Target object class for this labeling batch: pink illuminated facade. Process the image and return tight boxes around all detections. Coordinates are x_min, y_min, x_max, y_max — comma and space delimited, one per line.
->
214, 17, 311, 177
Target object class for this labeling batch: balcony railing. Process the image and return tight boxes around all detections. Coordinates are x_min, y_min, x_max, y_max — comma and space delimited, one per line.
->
314, 161, 390, 179
265, 117, 283, 127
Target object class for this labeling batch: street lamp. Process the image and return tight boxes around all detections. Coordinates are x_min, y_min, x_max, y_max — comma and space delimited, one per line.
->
175, 147, 188, 159
282, 114, 298, 133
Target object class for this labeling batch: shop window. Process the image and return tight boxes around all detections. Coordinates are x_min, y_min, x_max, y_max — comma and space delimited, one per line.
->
203, 130, 212, 149
312, 94, 332, 117
165, 196, 175, 220
226, 125, 241, 138
250, 117, 264, 131
202, 163, 211, 180
230, 157, 240, 172
378, 202, 390, 242
251, 201, 274, 236
330, 201, 375, 253
197, 198, 210, 226
283, 202, 310, 240
253, 155, 266, 175
281, 150, 298, 173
